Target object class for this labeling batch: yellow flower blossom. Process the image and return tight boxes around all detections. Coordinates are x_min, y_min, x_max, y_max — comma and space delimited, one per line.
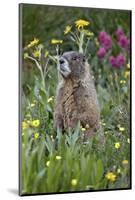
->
127, 138, 130, 144
27, 38, 39, 48
64, 25, 72, 34
124, 71, 130, 79
71, 179, 78, 186
85, 30, 94, 37
119, 127, 125, 132
102, 122, 106, 126
45, 50, 49, 57
127, 63, 130, 69
105, 172, 116, 182
117, 168, 121, 174
30, 103, 35, 107
46, 161, 50, 167
120, 80, 126, 84
81, 127, 86, 131
56, 156, 62, 160
75, 19, 90, 30
51, 39, 63, 44
34, 132, 39, 139
31, 119, 40, 127
24, 53, 29, 59
33, 50, 41, 58
115, 142, 121, 149
47, 97, 53, 103
122, 160, 128, 165
22, 121, 28, 130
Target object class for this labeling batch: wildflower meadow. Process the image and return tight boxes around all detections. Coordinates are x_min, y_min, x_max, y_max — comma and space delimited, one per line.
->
20, 4, 131, 195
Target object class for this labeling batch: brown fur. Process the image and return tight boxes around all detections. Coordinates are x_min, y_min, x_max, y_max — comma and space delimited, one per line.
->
54, 51, 100, 138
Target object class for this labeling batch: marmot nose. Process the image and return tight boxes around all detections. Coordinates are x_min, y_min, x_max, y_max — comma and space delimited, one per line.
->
59, 58, 65, 65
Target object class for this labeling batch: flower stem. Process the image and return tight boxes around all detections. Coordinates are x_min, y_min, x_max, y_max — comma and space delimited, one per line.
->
27, 55, 45, 90
79, 31, 84, 53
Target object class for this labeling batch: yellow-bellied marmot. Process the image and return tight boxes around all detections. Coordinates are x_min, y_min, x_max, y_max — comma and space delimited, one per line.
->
54, 51, 100, 138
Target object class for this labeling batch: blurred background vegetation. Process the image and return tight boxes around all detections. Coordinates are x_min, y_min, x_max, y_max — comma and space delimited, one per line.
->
22, 4, 130, 49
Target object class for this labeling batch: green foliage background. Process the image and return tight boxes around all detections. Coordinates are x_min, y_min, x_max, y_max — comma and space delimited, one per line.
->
22, 4, 130, 46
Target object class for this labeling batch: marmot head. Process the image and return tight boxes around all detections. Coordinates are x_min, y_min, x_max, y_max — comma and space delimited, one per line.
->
58, 51, 86, 79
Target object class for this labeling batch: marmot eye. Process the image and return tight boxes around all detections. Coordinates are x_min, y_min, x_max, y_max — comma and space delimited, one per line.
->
83, 56, 86, 62
72, 57, 77, 60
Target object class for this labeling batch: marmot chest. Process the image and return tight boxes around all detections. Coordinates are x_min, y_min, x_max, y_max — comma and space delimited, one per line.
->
62, 80, 87, 117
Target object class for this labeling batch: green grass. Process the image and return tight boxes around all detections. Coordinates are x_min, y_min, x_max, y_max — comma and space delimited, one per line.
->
20, 15, 131, 195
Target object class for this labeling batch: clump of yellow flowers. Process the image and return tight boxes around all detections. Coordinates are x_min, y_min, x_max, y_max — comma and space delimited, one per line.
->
71, 179, 78, 186
51, 39, 63, 44
75, 19, 90, 29
22, 121, 28, 130
34, 132, 39, 139
47, 96, 54, 103
115, 142, 121, 149
122, 160, 128, 165
27, 38, 39, 48
33, 50, 41, 58
105, 172, 117, 182
56, 155, 62, 160
64, 25, 72, 34
30, 119, 40, 127
22, 119, 40, 130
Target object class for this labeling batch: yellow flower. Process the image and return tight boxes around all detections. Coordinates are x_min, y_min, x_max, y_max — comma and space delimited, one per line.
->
105, 172, 116, 182
22, 121, 28, 130
51, 39, 63, 44
119, 127, 125, 132
115, 142, 121, 149
127, 138, 130, 144
56, 156, 62, 160
85, 30, 94, 37
81, 127, 86, 131
124, 71, 130, 79
34, 132, 39, 139
102, 122, 106, 126
27, 38, 39, 48
45, 50, 49, 57
64, 25, 72, 34
33, 50, 41, 58
47, 97, 53, 103
46, 161, 50, 167
31, 119, 40, 127
24, 53, 29, 59
120, 80, 126, 84
117, 168, 121, 174
30, 103, 35, 107
75, 19, 90, 30
122, 160, 128, 165
71, 179, 78, 186
127, 63, 130, 69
